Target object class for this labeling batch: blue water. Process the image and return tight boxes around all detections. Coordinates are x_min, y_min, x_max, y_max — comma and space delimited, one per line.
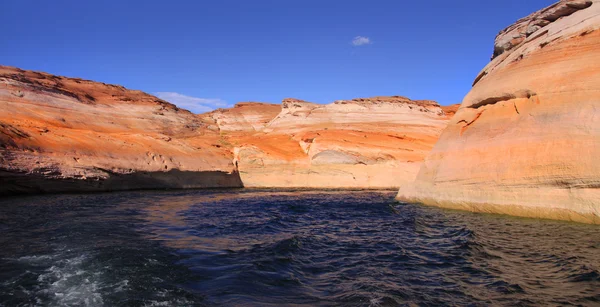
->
0, 189, 598, 306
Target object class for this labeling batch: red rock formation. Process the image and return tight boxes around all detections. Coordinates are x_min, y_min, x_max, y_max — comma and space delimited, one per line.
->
398, 0, 600, 224
0, 66, 242, 194
218, 97, 457, 188
440, 104, 459, 117
0, 65, 458, 194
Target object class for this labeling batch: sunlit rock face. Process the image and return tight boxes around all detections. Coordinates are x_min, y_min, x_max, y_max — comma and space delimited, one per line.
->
204, 102, 281, 132
0, 66, 242, 195
209, 97, 457, 189
398, 0, 600, 224
0, 65, 458, 194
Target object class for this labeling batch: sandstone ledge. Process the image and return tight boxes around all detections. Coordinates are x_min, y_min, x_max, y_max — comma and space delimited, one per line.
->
397, 187, 600, 225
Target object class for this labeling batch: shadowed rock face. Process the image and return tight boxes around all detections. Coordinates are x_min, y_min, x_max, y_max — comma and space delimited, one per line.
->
0, 169, 243, 195
398, 0, 600, 224
0, 66, 242, 195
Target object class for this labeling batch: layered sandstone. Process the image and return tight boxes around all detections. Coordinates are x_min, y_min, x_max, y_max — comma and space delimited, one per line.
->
0, 66, 242, 195
0, 66, 457, 194
207, 97, 457, 189
204, 102, 281, 132
398, 0, 600, 224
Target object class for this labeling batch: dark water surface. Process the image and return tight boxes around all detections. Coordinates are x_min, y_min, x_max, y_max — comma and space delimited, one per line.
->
0, 190, 598, 306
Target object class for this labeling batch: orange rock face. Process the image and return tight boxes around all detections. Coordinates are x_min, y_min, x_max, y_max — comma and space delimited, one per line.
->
0, 66, 242, 194
0, 66, 458, 194
398, 0, 600, 224
210, 97, 456, 189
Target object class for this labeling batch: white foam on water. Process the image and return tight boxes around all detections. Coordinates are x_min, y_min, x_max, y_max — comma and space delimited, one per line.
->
144, 301, 172, 307
369, 297, 383, 306
9, 251, 190, 306
143, 298, 194, 307
16, 255, 54, 263
12, 251, 129, 307
142, 289, 193, 307
36, 254, 104, 306
113, 279, 129, 292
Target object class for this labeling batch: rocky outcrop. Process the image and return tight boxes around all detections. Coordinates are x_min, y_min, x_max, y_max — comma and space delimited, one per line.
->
225, 96, 456, 189
398, 0, 600, 224
204, 102, 281, 132
440, 104, 460, 117
492, 0, 593, 59
0, 66, 242, 195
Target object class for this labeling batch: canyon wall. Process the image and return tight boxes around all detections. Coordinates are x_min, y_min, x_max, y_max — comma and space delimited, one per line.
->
397, 0, 600, 224
0, 65, 457, 194
0, 66, 242, 195
204, 97, 456, 189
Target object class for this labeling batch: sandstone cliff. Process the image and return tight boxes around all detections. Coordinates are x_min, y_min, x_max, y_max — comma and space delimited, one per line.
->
0, 66, 242, 194
205, 97, 457, 189
397, 0, 600, 224
0, 65, 458, 194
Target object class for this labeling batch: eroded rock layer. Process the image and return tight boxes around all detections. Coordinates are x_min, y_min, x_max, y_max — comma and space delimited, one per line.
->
398, 0, 600, 224
0, 66, 242, 195
0, 66, 458, 194
205, 97, 457, 189
204, 102, 281, 132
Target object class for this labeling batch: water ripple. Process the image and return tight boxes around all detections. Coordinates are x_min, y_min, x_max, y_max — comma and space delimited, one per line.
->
0, 189, 598, 306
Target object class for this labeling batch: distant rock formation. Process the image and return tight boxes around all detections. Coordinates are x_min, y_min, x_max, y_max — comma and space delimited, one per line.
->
204, 102, 281, 132
205, 96, 456, 189
398, 0, 600, 224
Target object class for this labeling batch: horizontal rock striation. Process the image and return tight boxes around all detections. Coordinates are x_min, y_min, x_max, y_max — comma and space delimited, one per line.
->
492, 0, 593, 60
220, 97, 457, 189
0, 66, 458, 194
0, 66, 242, 195
204, 102, 281, 132
398, 0, 600, 224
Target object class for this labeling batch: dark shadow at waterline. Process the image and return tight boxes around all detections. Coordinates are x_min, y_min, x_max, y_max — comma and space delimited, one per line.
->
0, 168, 244, 196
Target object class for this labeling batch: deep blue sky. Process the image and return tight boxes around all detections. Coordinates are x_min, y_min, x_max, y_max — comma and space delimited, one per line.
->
2, 0, 553, 112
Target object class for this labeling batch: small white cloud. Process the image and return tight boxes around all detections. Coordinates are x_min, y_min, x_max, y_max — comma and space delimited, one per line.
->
352, 36, 372, 46
154, 92, 228, 113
